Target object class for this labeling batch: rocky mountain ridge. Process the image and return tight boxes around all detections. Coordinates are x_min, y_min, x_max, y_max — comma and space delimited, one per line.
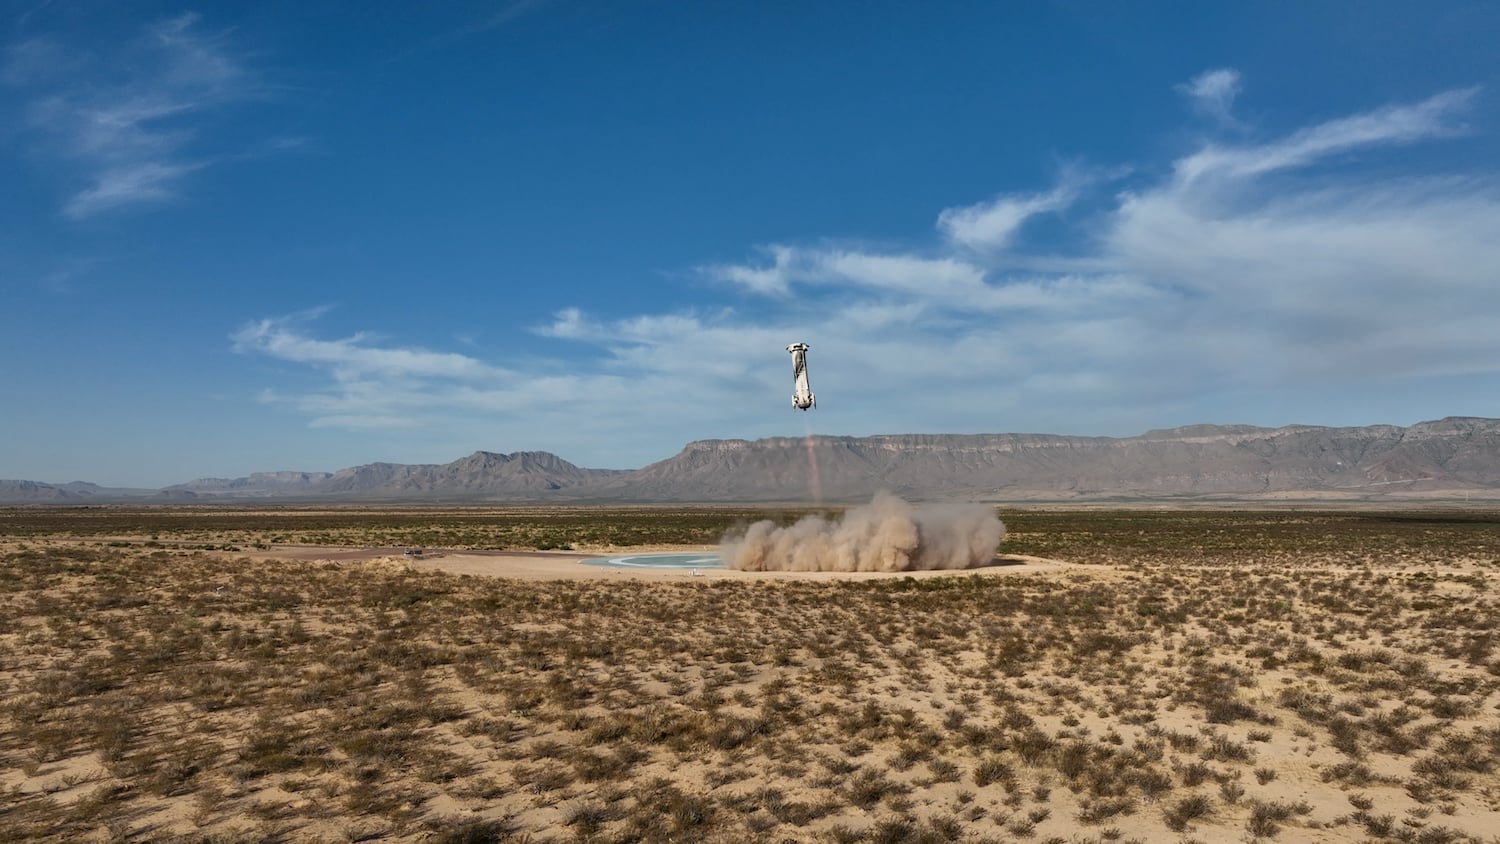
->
5, 417, 1500, 503
0, 480, 158, 502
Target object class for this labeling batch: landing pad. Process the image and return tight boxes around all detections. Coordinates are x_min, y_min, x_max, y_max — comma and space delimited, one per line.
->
581, 551, 726, 570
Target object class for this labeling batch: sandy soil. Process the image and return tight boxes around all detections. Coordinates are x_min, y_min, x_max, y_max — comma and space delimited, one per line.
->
6, 517, 1500, 842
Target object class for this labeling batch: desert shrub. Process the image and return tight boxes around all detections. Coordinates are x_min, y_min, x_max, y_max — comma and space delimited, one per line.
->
1177, 760, 1212, 787
973, 756, 1014, 787
1077, 796, 1135, 824
426, 816, 516, 843
1201, 734, 1253, 763
845, 768, 904, 808
1321, 760, 1373, 786
1163, 793, 1213, 831
666, 790, 715, 833
1133, 767, 1174, 800
1014, 727, 1057, 765
1245, 799, 1310, 837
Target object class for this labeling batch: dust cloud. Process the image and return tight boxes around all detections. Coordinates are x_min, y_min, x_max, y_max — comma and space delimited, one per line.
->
720, 491, 1006, 572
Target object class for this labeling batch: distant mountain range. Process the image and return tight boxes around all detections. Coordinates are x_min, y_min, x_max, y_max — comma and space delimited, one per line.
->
7, 417, 1500, 504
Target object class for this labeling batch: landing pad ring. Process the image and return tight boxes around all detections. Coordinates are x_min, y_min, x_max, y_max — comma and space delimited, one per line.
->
580, 551, 726, 570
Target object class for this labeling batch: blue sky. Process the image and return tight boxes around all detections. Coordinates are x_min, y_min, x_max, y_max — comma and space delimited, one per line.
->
4, 1, 1499, 487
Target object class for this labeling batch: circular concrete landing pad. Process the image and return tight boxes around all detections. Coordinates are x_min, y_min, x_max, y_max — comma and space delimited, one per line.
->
581, 551, 726, 570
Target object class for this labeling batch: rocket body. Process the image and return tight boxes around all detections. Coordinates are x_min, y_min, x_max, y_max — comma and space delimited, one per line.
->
787, 343, 815, 410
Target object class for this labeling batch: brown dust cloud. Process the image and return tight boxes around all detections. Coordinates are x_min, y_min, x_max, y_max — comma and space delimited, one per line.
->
719, 491, 1006, 572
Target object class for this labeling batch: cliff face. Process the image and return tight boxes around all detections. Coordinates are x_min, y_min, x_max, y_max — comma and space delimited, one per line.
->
166, 472, 334, 494
604, 418, 1500, 501
0, 480, 78, 501
0, 480, 157, 501
8, 417, 1500, 503
312, 452, 625, 498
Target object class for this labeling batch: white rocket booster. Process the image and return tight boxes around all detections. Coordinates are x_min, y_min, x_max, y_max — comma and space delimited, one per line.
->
787, 342, 815, 410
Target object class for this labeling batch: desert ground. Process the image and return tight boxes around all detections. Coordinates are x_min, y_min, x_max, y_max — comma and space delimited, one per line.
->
2, 505, 1499, 842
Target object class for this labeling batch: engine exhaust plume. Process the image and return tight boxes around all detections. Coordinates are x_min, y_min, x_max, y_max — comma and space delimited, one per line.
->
720, 491, 1006, 572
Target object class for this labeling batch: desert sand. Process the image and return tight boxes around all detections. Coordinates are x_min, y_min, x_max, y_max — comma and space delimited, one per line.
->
4, 508, 1499, 842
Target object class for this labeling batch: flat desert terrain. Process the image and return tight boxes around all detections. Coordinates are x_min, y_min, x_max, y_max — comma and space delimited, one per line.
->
2, 505, 1499, 842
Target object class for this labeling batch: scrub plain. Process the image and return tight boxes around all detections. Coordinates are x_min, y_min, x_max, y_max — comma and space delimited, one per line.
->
2, 506, 1499, 842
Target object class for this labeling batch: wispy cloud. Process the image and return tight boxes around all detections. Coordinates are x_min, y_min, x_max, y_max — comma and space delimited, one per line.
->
4, 13, 271, 218
937, 182, 1079, 252
707, 246, 992, 306
234, 73, 1500, 462
701, 245, 798, 296
1178, 67, 1242, 127
1174, 87, 1476, 185
14, 0, 59, 29
33, 256, 105, 295
62, 161, 205, 219
387, 0, 555, 64
233, 313, 512, 382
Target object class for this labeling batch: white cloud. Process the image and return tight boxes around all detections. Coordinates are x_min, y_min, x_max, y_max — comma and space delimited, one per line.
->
708, 245, 997, 308
537, 307, 596, 340
5, 13, 271, 218
703, 244, 797, 295
936, 183, 1077, 252
1178, 67, 1242, 126
1111, 89, 1496, 359
1174, 88, 1475, 186
62, 161, 203, 219
232, 314, 511, 382
819, 251, 987, 298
